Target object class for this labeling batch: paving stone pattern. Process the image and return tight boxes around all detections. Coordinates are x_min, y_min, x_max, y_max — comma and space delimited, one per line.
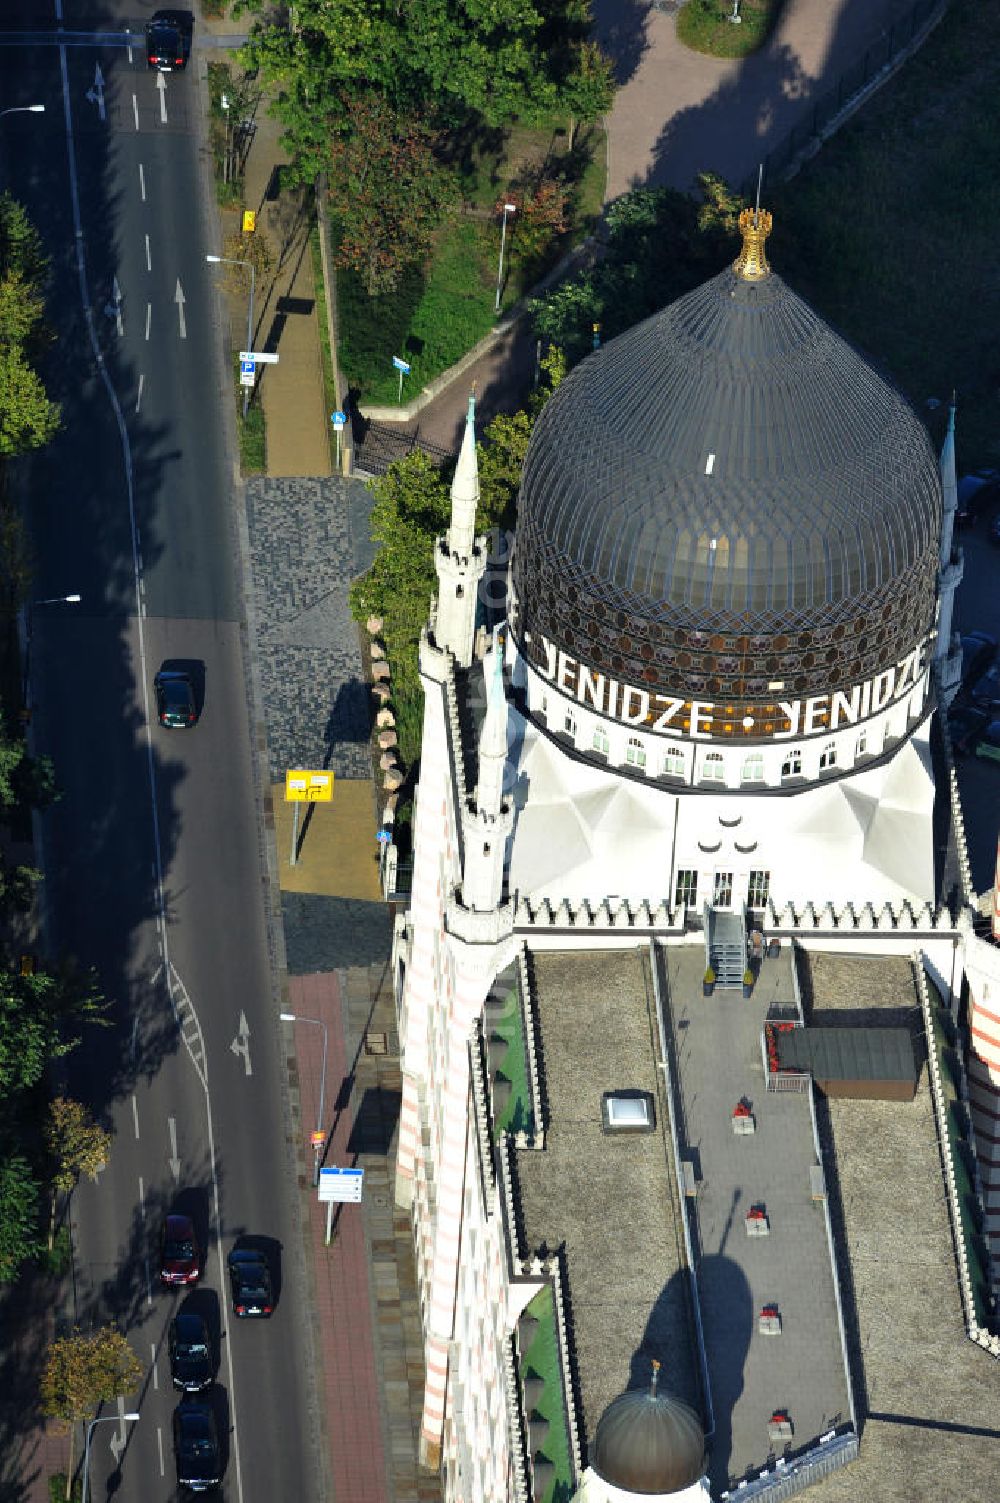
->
245, 476, 374, 782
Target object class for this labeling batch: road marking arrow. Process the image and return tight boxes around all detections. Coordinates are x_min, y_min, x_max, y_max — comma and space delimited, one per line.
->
230, 1011, 252, 1077
86, 63, 106, 122
157, 70, 168, 125
109, 1397, 128, 1463
167, 1117, 180, 1181
174, 279, 186, 339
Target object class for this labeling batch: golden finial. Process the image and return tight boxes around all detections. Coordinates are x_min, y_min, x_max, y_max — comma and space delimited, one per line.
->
733, 207, 772, 282
650, 1359, 661, 1397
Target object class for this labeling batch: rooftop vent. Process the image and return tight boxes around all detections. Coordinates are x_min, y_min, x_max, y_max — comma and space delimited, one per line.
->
601, 1090, 656, 1135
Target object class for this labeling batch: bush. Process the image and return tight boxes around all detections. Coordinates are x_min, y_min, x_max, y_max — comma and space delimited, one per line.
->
49, 1476, 81, 1503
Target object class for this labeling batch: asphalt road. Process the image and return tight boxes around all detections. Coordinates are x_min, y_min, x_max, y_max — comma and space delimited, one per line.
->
1, 7, 325, 1501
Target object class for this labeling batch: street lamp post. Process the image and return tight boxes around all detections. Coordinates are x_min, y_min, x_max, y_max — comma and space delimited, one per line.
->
494, 202, 517, 315
206, 253, 255, 418
23, 593, 82, 709
280, 1012, 328, 1186
0, 105, 45, 119
82, 1411, 139, 1503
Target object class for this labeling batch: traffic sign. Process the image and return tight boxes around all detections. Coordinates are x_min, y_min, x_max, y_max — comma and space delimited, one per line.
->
318, 1167, 364, 1203
285, 769, 335, 803
242, 209, 256, 234
331, 411, 346, 429
240, 350, 280, 366
375, 828, 392, 845
392, 355, 411, 374
240, 357, 255, 388
310, 1130, 326, 1147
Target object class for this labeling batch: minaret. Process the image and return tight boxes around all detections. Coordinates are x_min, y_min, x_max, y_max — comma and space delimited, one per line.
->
460, 632, 513, 913
936, 394, 964, 707
433, 394, 487, 667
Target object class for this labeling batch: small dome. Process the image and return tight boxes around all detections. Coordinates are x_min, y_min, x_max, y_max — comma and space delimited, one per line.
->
592, 1384, 706, 1496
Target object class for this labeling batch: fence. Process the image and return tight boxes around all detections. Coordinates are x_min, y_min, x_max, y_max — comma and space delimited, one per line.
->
743, 0, 945, 196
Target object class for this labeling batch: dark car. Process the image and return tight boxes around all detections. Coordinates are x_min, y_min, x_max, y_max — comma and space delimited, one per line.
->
974, 721, 1000, 765
990, 515, 1000, 547
960, 631, 997, 686
160, 1214, 200, 1286
955, 470, 1000, 527
948, 705, 989, 756
168, 1312, 212, 1391
971, 664, 1000, 712
146, 10, 191, 71
172, 1400, 221, 1492
154, 670, 198, 728
227, 1248, 273, 1318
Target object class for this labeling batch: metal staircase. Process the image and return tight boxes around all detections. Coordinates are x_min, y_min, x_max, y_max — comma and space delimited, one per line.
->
705, 907, 746, 988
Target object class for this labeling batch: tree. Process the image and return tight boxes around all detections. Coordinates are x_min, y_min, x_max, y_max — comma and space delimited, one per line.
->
41, 1327, 143, 1501
0, 966, 107, 1095
557, 39, 614, 150
0, 347, 60, 455
45, 1098, 111, 1250
327, 92, 456, 296
0, 1154, 41, 1283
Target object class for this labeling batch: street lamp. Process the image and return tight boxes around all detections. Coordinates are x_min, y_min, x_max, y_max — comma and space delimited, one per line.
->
0, 105, 45, 118
82, 1411, 139, 1503
23, 593, 82, 708
280, 1012, 328, 1186
206, 253, 255, 418
494, 202, 517, 315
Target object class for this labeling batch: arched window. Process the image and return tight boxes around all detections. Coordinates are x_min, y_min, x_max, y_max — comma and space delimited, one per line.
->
819, 741, 837, 770
661, 746, 685, 779
625, 736, 647, 770
781, 749, 802, 778
592, 726, 609, 756
703, 751, 725, 782
741, 751, 765, 783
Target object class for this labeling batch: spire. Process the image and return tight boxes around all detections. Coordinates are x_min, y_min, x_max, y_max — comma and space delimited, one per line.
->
732, 206, 771, 282
940, 391, 957, 519
477, 630, 508, 815
448, 392, 479, 558
649, 1359, 661, 1398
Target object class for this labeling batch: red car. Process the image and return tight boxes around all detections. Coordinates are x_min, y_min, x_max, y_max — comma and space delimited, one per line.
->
160, 1214, 200, 1286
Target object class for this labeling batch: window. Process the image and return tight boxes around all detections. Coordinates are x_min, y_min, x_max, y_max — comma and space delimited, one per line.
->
674, 869, 698, 909
856, 731, 868, 758
713, 870, 733, 907
702, 751, 725, 782
564, 709, 577, 738
882, 723, 892, 750
819, 741, 837, 771
592, 725, 609, 756
748, 870, 770, 908
781, 749, 802, 778
741, 751, 765, 783
661, 746, 685, 779
625, 736, 646, 769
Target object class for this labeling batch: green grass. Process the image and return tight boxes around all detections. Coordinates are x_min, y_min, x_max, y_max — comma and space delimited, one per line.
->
770, 0, 1000, 468
49, 1478, 82, 1503
677, 0, 781, 57
521, 1286, 575, 1503
238, 389, 266, 474
338, 218, 497, 404
490, 978, 535, 1139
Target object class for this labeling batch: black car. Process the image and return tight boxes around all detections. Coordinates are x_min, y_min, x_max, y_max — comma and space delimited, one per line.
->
168, 1312, 212, 1391
955, 470, 1000, 527
227, 1248, 273, 1318
173, 1400, 221, 1492
146, 10, 191, 71
154, 670, 198, 728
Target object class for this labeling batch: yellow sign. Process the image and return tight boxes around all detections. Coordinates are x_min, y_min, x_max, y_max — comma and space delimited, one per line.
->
242, 210, 256, 235
285, 770, 334, 803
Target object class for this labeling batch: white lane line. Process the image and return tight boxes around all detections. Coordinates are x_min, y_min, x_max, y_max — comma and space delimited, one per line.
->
157, 73, 167, 125
132, 1093, 139, 1139
138, 1175, 145, 1218
132, 93, 139, 131
144, 1257, 152, 1306
144, 302, 151, 341
157, 1426, 164, 1476
145, 234, 151, 272
135, 373, 144, 413
138, 162, 145, 201
151, 1341, 158, 1390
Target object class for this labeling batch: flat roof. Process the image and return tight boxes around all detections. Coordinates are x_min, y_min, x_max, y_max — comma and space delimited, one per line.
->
514, 947, 701, 1443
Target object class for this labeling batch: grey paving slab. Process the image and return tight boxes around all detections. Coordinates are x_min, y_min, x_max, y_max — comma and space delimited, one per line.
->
245, 475, 375, 781
662, 944, 851, 1494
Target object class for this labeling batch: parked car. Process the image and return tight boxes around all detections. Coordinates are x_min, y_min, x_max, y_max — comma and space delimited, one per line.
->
970, 664, 1000, 712
227, 1247, 273, 1318
172, 1400, 221, 1492
948, 705, 989, 756
960, 631, 997, 686
146, 10, 192, 70
955, 470, 1000, 527
169, 1312, 212, 1391
973, 722, 1000, 765
160, 1214, 200, 1286
154, 669, 198, 728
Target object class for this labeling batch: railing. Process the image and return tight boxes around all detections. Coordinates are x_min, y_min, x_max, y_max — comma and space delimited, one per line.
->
744, 0, 946, 196
721, 1429, 859, 1501
379, 840, 413, 902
